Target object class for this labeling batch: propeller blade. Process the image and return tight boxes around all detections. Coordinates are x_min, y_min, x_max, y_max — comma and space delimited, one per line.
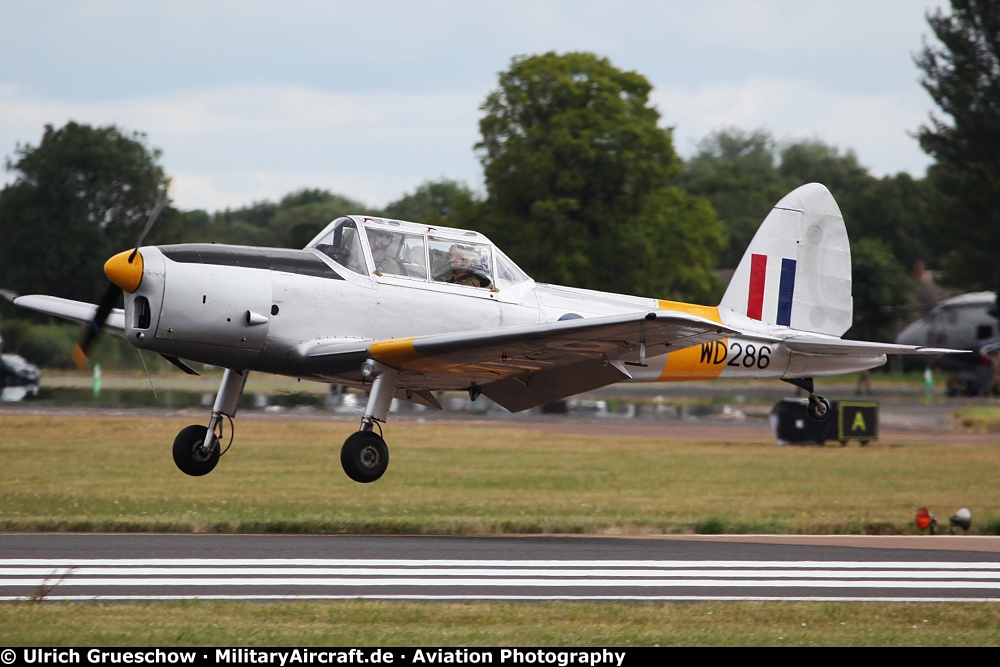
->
129, 179, 170, 262
72, 283, 120, 369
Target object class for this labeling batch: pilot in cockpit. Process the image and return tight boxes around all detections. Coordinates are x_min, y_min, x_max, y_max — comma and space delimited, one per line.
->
367, 228, 404, 276
438, 244, 490, 288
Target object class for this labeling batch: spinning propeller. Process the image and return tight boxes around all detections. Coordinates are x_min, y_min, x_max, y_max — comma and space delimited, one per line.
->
72, 182, 169, 369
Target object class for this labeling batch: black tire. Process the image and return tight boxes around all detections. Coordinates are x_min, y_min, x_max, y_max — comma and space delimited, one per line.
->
172, 424, 220, 477
807, 395, 832, 421
341, 431, 389, 483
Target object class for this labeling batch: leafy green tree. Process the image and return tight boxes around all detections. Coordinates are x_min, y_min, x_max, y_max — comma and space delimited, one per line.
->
778, 140, 869, 200
849, 237, 914, 342
476, 52, 724, 301
675, 128, 790, 267
677, 128, 938, 270
849, 173, 936, 273
205, 189, 365, 248
270, 190, 366, 248
383, 180, 480, 228
915, 0, 1000, 290
175, 209, 212, 243
0, 122, 167, 302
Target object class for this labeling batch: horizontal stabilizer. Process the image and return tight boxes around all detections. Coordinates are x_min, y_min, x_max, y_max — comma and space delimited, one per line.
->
13, 295, 126, 335
782, 333, 965, 356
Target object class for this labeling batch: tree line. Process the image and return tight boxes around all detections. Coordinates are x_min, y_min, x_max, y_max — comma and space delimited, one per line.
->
1, 0, 996, 368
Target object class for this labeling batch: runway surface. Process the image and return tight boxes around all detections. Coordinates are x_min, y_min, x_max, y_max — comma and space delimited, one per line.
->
3, 533, 998, 603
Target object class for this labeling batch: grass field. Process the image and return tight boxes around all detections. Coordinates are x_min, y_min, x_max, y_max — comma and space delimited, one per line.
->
2, 409, 998, 646
3, 600, 999, 646
2, 413, 999, 534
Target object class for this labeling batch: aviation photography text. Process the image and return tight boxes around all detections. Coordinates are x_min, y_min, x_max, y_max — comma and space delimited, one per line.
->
6, 649, 630, 667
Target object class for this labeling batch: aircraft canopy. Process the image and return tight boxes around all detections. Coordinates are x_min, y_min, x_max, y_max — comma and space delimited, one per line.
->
305, 216, 531, 289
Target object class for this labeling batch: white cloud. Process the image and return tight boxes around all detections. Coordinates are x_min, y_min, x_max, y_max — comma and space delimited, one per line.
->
657, 77, 932, 177
1, 0, 947, 212
0, 84, 485, 211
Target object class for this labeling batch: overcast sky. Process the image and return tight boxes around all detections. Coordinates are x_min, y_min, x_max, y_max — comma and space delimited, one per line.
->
0, 0, 948, 213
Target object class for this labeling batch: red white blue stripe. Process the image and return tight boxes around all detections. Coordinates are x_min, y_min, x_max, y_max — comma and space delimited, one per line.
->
748, 254, 797, 326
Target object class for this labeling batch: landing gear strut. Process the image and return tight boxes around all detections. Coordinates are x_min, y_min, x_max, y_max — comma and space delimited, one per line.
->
341, 360, 398, 483
172, 368, 248, 476
783, 377, 832, 421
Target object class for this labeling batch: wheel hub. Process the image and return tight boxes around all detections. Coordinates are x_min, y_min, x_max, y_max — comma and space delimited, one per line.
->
192, 444, 214, 462
360, 445, 379, 468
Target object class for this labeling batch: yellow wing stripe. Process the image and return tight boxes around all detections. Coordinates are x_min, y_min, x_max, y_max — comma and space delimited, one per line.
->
369, 337, 496, 375
657, 299, 723, 323
369, 337, 426, 367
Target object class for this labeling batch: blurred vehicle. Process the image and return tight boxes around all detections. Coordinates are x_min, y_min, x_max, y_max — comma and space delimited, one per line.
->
1, 353, 41, 399
895, 292, 1000, 395
973, 337, 1000, 396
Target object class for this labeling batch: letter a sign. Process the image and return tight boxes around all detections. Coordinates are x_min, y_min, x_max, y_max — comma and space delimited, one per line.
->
837, 401, 878, 445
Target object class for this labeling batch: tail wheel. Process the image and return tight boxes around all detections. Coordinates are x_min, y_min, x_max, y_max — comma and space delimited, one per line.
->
807, 395, 832, 421
341, 431, 389, 483
172, 424, 220, 477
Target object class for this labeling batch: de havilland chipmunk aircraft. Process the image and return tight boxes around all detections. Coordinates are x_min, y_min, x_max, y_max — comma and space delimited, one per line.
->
13, 183, 958, 483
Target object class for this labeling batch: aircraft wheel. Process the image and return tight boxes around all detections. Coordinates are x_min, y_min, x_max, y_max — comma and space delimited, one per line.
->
172, 425, 220, 477
341, 431, 389, 483
807, 395, 832, 421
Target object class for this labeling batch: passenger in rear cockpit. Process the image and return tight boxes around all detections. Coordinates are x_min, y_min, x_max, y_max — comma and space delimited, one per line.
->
437, 244, 490, 288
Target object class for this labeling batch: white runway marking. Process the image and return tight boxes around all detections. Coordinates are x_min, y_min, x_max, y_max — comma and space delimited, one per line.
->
2, 559, 997, 602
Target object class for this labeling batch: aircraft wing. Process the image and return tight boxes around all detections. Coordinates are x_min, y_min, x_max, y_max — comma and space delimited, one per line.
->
12, 295, 126, 335
295, 311, 736, 412
363, 311, 736, 412
781, 333, 965, 356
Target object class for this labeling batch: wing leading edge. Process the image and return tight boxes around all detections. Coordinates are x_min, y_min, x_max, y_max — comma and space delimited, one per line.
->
12, 295, 126, 335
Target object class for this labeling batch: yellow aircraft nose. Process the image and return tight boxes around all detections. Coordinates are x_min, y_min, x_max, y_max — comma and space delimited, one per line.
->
104, 250, 144, 293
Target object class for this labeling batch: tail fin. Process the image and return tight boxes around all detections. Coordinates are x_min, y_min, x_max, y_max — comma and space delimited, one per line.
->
719, 183, 852, 337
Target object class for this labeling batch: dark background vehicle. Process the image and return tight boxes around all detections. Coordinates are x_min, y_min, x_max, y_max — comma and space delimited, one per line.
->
894, 291, 1000, 395
1, 352, 41, 399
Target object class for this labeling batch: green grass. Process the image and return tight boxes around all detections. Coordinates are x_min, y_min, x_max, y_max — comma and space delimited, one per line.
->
3, 600, 1000, 646
1, 413, 998, 534
952, 405, 1000, 431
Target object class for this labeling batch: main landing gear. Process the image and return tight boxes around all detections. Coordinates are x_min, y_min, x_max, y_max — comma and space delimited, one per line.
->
168, 362, 396, 484
341, 360, 398, 483
172, 368, 248, 477
782, 377, 832, 421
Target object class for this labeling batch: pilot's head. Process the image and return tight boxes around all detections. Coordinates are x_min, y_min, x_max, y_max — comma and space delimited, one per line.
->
369, 228, 392, 253
448, 244, 474, 272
